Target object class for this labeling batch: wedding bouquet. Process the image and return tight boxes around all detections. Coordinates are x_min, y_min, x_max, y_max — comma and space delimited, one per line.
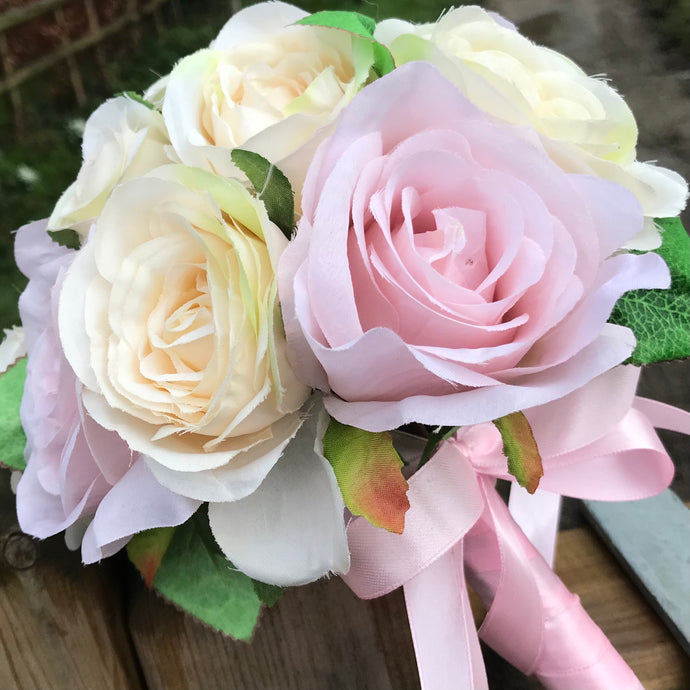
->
1, 3, 688, 688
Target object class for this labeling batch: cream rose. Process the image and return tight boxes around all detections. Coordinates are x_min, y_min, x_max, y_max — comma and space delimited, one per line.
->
376, 6, 687, 248
48, 95, 173, 236
58, 164, 310, 504
162, 1, 372, 191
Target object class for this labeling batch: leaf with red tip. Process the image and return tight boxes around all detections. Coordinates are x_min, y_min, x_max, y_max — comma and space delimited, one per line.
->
127, 526, 175, 587
493, 412, 543, 494
322, 419, 410, 533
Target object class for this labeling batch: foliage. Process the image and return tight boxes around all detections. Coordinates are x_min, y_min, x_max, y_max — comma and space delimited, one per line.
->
644, 0, 690, 61
609, 217, 689, 364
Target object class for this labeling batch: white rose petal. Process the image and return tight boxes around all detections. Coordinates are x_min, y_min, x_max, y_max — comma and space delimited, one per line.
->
142, 74, 169, 108
162, 2, 369, 193
49, 96, 173, 235
378, 6, 687, 230
10, 470, 22, 494
208, 403, 350, 586
211, 1, 308, 49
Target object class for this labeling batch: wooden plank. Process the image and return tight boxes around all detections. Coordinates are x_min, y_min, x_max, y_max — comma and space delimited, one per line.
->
0, 473, 144, 690
583, 492, 690, 654
554, 527, 690, 690
84, 0, 114, 89
128, 570, 415, 690
0, 32, 22, 135
55, 4, 86, 106
152, 6, 165, 38
127, 0, 142, 48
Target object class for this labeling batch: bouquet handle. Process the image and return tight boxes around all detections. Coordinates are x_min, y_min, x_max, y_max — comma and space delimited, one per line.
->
467, 477, 644, 690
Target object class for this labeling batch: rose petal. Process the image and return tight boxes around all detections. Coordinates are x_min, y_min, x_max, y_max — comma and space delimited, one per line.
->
324, 325, 636, 430
211, 1, 308, 50
0, 327, 26, 374
208, 407, 349, 586
143, 412, 303, 502
81, 458, 201, 563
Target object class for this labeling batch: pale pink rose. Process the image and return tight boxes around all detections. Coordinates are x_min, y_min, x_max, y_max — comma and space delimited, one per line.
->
14, 220, 199, 562
278, 63, 670, 432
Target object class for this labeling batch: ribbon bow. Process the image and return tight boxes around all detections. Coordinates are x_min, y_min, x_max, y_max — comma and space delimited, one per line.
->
342, 366, 689, 689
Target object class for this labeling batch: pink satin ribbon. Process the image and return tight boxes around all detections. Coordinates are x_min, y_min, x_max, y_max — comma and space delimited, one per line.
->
342, 368, 689, 690
345, 442, 488, 689
466, 477, 644, 690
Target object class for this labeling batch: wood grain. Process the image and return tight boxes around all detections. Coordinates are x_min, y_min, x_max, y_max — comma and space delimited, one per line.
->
0, 474, 144, 690
555, 528, 690, 690
128, 569, 419, 690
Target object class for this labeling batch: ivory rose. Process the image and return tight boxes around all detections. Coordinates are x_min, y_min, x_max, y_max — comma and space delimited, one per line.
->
162, 1, 372, 192
14, 220, 200, 563
375, 6, 687, 249
59, 164, 309, 495
278, 62, 670, 432
48, 95, 173, 235
56, 165, 348, 584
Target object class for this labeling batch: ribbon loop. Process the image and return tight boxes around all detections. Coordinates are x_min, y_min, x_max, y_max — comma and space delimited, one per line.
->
467, 478, 546, 675
343, 442, 483, 599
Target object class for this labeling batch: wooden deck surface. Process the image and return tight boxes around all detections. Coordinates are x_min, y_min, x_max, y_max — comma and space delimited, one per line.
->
1, 468, 688, 690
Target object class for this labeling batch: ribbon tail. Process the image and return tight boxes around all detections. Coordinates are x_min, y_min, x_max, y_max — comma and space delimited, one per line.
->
634, 397, 690, 434
404, 540, 488, 690
508, 486, 562, 567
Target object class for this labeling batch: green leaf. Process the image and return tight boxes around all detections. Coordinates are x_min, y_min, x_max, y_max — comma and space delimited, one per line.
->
322, 419, 410, 534
493, 411, 543, 494
419, 425, 460, 468
298, 10, 375, 36
610, 217, 690, 364
117, 90, 156, 110
657, 217, 690, 280
0, 357, 27, 471
252, 579, 284, 608
151, 507, 262, 640
230, 149, 295, 239
47, 228, 80, 250
127, 526, 175, 588
296, 11, 395, 77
